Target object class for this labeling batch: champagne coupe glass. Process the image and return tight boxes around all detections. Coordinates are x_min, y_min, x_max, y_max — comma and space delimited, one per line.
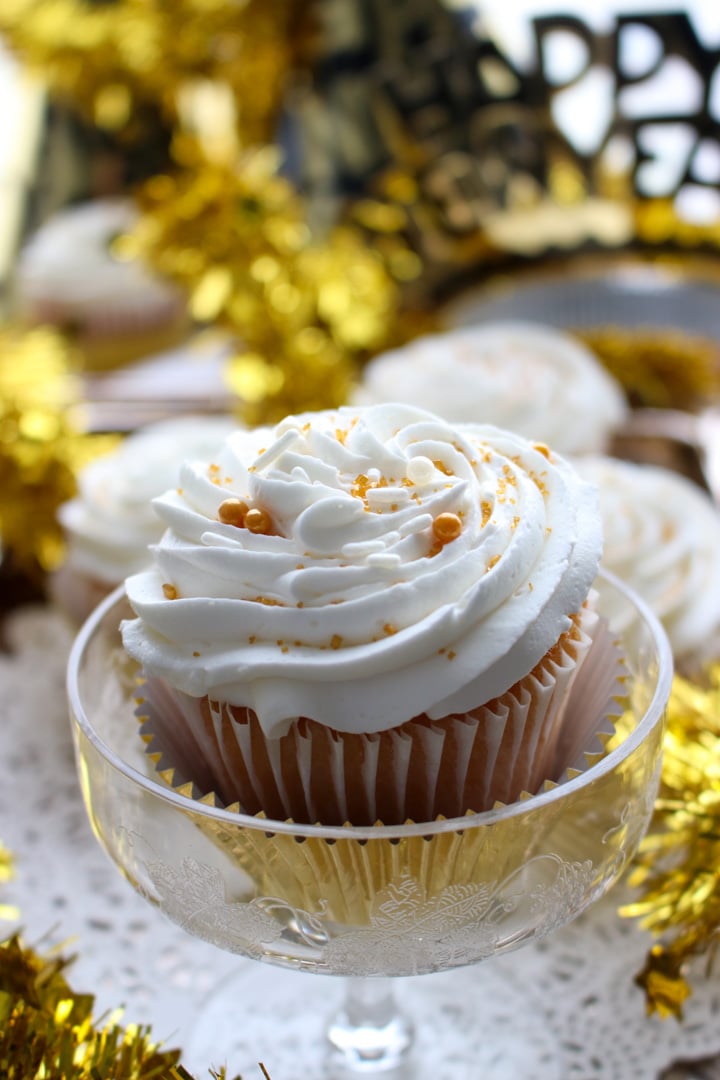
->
67, 570, 671, 1078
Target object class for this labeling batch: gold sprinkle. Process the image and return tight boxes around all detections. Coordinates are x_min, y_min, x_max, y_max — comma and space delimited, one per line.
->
193, 651, 200, 657
487, 554, 501, 571
218, 498, 249, 526
296, 563, 305, 570
177, 487, 183, 495
433, 459, 453, 477
384, 623, 397, 636
447, 650, 456, 660
481, 500, 493, 527
331, 634, 343, 649
281, 646, 289, 653
245, 507, 273, 534
534, 443, 551, 459
248, 635, 256, 643
162, 583, 178, 600
432, 512, 463, 544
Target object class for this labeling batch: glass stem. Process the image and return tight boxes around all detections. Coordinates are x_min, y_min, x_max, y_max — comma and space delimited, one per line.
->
325, 976, 414, 1075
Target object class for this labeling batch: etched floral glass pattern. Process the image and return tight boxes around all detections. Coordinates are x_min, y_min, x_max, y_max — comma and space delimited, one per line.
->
68, 571, 670, 982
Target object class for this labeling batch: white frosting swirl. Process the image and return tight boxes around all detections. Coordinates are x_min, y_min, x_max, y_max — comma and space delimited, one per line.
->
60, 416, 236, 584
352, 322, 628, 455
122, 404, 602, 737
575, 455, 720, 658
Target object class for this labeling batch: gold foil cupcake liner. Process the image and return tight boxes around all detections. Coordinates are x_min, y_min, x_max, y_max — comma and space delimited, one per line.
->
135, 612, 624, 924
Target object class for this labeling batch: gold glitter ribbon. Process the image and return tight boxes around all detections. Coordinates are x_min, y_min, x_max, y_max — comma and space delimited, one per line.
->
621, 665, 720, 1018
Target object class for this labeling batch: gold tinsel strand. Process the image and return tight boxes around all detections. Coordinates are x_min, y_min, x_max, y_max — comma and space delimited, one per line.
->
0, 325, 119, 574
620, 665, 720, 1019
0, 0, 310, 147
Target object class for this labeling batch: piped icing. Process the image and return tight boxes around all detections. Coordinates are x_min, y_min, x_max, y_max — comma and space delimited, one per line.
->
122, 404, 602, 736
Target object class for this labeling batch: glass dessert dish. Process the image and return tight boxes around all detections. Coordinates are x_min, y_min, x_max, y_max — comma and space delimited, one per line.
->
67, 570, 671, 1078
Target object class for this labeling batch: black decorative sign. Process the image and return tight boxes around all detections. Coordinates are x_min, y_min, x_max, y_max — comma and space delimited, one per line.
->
288, 2, 720, 277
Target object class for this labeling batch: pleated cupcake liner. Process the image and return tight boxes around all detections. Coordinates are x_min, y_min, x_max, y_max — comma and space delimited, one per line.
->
137, 604, 621, 828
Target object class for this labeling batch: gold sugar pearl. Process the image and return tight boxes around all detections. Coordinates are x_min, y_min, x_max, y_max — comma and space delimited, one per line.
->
432, 512, 463, 544
245, 506, 273, 534
162, 583, 178, 600
218, 498, 249, 527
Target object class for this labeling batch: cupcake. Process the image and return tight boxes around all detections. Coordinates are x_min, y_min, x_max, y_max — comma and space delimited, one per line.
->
53, 414, 236, 624
352, 321, 628, 456
15, 198, 189, 369
574, 455, 720, 661
122, 404, 612, 826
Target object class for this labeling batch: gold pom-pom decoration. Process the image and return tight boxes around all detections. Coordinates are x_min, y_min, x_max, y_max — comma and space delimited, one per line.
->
126, 146, 426, 425
0, 0, 310, 150
0, 325, 119, 576
620, 666, 720, 1018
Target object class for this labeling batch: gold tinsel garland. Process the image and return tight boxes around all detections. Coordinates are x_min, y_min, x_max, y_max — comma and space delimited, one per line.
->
576, 326, 720, 411
0, 842, 263, 1078
0, 326, 119, 574
621, 666, 720, 1019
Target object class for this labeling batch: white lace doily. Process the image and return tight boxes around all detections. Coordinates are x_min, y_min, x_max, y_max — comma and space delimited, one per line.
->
2, 606, 720, 1080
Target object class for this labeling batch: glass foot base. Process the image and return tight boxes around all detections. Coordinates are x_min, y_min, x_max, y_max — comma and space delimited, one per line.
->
183, 960, 560, 1079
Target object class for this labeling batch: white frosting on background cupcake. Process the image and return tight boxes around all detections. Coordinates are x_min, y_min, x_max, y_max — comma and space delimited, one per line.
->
59, 415, 236, 585
123, 404, 602, 737
352, 321, 628, 455
16, 198, 184, 334
575, 455, 720, 658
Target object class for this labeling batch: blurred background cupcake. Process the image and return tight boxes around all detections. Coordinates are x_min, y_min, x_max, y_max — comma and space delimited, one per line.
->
14, 197, 190, 369
52, 413, 236, 624
352, 320, 629, 456
575, 455, 720, 665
